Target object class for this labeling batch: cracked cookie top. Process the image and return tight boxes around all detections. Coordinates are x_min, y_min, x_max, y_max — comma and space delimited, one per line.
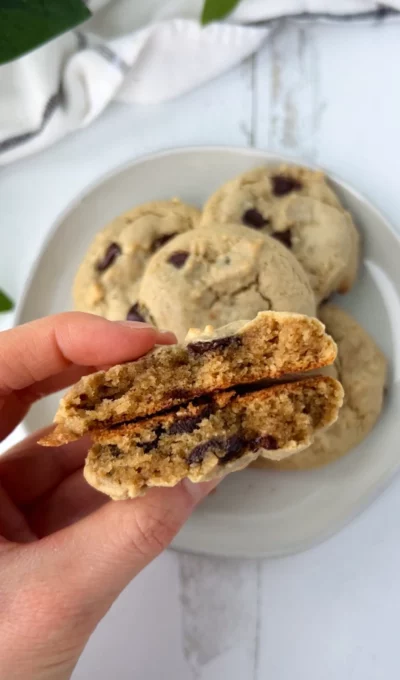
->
137, 222, 316, 340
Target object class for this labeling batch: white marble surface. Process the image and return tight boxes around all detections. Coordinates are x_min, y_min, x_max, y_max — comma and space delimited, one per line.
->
1, 17, 400, 679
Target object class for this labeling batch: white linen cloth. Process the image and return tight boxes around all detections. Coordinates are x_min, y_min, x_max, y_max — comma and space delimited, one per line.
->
0, 0, 399, 164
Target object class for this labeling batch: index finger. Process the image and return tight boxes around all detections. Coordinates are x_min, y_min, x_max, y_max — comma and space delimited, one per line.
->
0, 312, 175, 395
0, 314, 175, 441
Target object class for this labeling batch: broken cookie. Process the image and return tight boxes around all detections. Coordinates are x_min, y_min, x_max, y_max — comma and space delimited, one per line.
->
84, 376, 343, 499
41, 311, 337, 445
253, 305, 387, 470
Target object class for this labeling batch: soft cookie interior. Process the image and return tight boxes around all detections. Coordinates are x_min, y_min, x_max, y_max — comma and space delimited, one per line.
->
41, 312, 337, 445
84, 376, 343, 500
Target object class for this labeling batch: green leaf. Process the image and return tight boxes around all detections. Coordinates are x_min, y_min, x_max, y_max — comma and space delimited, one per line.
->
0, 0, 91, 65
201, 0, 241, 25
0, 289, 14, 313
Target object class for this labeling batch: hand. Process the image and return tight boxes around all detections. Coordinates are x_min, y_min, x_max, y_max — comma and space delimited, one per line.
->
0, 313, 217, 680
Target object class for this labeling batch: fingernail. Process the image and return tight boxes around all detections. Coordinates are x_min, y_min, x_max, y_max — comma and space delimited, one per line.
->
116, 320, 155, 330
182, 478, 220, 504
156, 330, 177, 343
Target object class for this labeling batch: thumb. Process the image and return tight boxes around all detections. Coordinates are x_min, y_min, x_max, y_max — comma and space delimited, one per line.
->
0, 482, 217, 679
37, 480, 216, 617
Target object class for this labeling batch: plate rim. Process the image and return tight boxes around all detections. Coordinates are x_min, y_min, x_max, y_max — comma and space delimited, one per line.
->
172, 462, 397, 559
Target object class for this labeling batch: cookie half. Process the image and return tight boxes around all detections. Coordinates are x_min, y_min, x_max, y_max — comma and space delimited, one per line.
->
84, 376, 343, 499
73, 199, 200, 321
252, 305, 387, 470
41, 311, 337, 445
138, 222, 316, 340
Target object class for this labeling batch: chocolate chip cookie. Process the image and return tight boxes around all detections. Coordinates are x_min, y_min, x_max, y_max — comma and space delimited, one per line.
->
73, 199, 200, 321
201, 164, 341, 227
253, 305, 387, 470
41, 311, 337, 445
200, 165, 359, 302
137, 222, 316, 340
84, 376, 343, 499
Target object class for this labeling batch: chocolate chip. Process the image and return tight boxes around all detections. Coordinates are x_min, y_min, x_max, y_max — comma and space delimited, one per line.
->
151, 232, 177, 253
168, 388, 191, 400
242, 208, 269, 229
168, 416, 200, 436
108, 444, 122, 458
167, 250, 189, 268
97, 384, 121, 399
187, 335, 242, 356
188, 437, 223, 465
77, 393, 96, 410
127, 303, 147, 323
188, 442, 209, 465
188, 434, 247, 466
218, 435, 246, 463
254, 434, 278, 451
272, 229, 292, 248
137, 424, 164, 453
271, 175, 302, 196
138, 442, 154, 453
96, 242, 121, 272
168, 405, 213, 436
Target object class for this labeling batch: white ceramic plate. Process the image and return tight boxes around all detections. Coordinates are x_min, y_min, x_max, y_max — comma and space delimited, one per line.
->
17, 146, 400, 558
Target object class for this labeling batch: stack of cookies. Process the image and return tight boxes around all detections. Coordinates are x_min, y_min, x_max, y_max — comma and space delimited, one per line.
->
44, 165, 387, 499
